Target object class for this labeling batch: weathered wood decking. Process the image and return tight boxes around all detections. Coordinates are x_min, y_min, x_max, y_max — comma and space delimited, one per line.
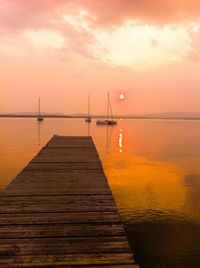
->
0, 136, 139, 267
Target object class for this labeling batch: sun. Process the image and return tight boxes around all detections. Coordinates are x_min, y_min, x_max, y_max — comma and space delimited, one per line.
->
119, 93, 125, 100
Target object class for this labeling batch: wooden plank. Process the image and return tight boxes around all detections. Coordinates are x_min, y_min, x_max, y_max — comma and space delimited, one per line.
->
79, 265, 140, 268
7, 182, 108, 188
0, 136, 138, 267
0, 198, 114, 206
0, 212, 120, 225
7, 181, 108, 188
6, 182, 109, 189
47, 143, 94, 148
39, 147, 99, 153
0, 253, 135, 267
31, 157, 101, 163
0, 203, 117, 213
46, 136, 94, 148
15, 169, 106, 175
0, 188, 111, 195
0, 194, 114, 202
25, 162, 103, 170
0, 235, 129, 244
7, 174, 108, 182
8, 172, 107, 184
0, 237, 131, 255
11, 170, 107, 179
0, 224, 125, 239
79, 266, 140, 268
31, 148, 100, 163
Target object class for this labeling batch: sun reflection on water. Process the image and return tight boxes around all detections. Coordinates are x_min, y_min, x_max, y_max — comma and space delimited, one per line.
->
118, 128, 123, 153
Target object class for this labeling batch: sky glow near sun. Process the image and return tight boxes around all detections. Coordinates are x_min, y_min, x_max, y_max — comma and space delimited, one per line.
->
0, 0, 200, 114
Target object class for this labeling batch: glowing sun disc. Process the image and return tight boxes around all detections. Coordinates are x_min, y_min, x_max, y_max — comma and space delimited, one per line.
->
119, 93, 125, 100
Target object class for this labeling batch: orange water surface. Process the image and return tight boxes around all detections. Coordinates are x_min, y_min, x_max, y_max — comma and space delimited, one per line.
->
0, 118, 200, 268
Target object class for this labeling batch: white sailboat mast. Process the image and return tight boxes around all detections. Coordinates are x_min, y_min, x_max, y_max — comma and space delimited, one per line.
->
109, 94, 113, 119
107, 92, 109, 121
107, 91, 114, 120
38, 97, 41, 117
88, 95, 90, 118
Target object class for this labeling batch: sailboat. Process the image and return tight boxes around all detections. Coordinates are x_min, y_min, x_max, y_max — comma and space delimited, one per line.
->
96, 92, 117, 125
85, 95, 91, 123
37, 97, 44, 122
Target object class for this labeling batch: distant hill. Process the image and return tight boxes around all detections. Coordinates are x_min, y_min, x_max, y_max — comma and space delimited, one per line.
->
1, 112, 88, 116
7, 112, 65, 115
143, 112, 200, 118
0, 111, 200, 119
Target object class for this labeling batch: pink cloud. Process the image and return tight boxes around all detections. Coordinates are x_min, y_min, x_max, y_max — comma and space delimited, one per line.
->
0, 1, 51, 32
0, 0, 108, 60
188, 28, 200, 50
186, 26, 200, 62
75, 0, 200, 26
1, 0, 200, 34
186, 50, 200, 63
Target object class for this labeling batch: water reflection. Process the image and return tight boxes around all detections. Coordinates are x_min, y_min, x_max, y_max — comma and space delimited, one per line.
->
106, 125, 114, 154
86, 121, 91, 136
37, 121, 41, 146
0, 118, 200, 267
118, 128, 123, 153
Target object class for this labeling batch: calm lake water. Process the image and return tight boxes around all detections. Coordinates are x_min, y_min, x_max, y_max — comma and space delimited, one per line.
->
0, 118, 200, 268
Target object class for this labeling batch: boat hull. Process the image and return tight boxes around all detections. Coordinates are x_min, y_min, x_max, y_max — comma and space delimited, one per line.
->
85, 117, 91, 123
37, 117, 44, 122
96, 120, 117, 125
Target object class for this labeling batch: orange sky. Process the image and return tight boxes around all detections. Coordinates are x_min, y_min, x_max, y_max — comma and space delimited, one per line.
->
0, 0, 200, 114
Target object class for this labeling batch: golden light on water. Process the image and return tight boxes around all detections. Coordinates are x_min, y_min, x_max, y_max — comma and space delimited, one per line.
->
119, 128, 123, 153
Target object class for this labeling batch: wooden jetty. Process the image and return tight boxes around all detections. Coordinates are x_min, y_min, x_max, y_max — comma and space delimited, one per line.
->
0, 136, 139, 267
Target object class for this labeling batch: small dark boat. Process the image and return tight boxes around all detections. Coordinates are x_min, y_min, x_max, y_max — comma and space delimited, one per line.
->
37, 117, 44, 122
96, 119, 116, 125
85, 117, 91, 123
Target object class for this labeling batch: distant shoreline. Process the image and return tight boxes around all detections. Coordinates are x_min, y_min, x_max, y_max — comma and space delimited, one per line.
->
0, 114, 200, 120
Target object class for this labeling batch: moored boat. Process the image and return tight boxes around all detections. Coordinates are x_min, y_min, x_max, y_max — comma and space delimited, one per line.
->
96, 92, 117, 126
37, 97, 44, 122
85, 95, 91, 123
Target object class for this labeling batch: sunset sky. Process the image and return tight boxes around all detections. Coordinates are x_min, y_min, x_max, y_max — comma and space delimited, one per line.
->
0, 0, 200, 114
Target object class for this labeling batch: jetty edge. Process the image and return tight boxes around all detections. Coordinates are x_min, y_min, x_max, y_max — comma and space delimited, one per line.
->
0, 135, 140, 267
